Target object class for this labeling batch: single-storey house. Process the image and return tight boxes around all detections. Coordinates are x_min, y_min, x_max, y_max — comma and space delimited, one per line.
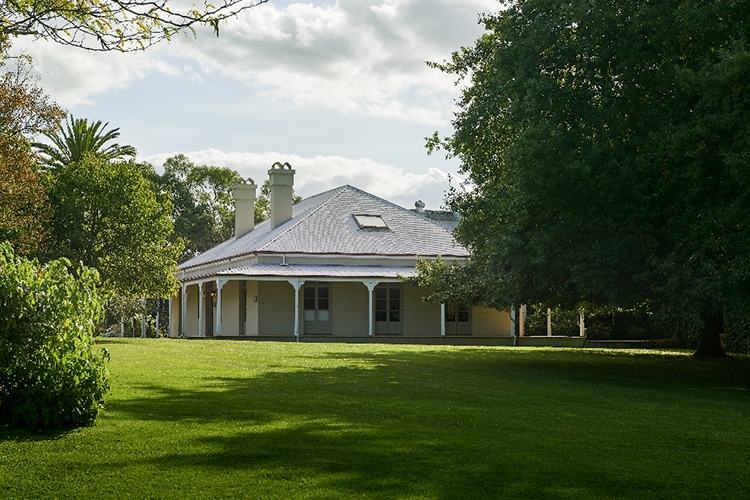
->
169, 162, 519, 343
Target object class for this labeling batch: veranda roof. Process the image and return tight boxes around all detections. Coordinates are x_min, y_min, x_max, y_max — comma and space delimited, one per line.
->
214, 263, 417, 280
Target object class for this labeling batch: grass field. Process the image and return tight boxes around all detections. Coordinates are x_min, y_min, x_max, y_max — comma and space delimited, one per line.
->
1, 339, 749, 499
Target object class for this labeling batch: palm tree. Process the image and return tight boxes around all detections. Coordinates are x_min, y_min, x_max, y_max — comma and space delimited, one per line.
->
34, 115, 137, 170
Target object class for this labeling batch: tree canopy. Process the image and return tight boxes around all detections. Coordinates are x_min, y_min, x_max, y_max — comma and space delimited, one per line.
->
152, 154, 242, 261
35, 115, 137, 171
0, 62, 64, 255
46, 155, 182, 298
423, 0, 750, 356
151, 156, 304, 261
0, 0, 269, 53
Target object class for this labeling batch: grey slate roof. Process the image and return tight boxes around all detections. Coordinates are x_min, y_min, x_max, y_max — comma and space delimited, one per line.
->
412, 209, 462, 231
180, 185, 468, 271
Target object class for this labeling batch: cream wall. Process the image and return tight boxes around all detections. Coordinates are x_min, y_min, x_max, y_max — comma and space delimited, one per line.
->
472, 307, 511, 337
403, 284, 442, 336
170, 293, 181, 337
186, 283, 200, 337
328, 282, 369, 336
220, 280, 240, 335
245, 280, 259, 335
258, 281, 295, 336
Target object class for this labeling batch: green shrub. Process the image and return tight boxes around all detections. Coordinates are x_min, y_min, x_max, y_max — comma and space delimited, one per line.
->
586, 309, 661, 340
724, 309, 750, 355
0, 242, 109, 430
524, 304, 581, 336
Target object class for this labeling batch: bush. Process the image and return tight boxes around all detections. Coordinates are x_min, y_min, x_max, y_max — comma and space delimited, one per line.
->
0, 242, 109, 430
723, 309, 750, 355
524, 305, 581, 337
586, 309, 661, 340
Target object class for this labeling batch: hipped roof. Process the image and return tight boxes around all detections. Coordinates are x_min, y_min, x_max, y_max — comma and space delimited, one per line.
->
180, 185, 467, 271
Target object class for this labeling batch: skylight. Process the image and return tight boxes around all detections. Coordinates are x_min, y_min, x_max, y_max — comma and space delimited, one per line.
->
353, 214, 389, 231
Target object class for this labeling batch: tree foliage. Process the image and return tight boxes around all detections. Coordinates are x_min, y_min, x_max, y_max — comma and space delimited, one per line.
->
0, 0, 269, 53
0, 242, 109, 430
0, 59, 64, 138
254, 179, 303, 224
0, 62, 64, 255
35, 115, 137, 171
151, 156, 304, 261
424, 0, 750, 357
46, 155, 182, 298
152, 154, 242, 261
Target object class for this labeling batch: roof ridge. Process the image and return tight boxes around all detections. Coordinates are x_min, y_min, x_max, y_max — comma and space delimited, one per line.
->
409, 207, 459, 231
256, 185, 350, 251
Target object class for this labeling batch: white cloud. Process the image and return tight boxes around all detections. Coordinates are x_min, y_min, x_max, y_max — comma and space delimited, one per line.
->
6, 0, 489, 211
177, 0, 496, 124
12, 0, 496, 124
9, 39, 179, 108
145, 149, 458, 210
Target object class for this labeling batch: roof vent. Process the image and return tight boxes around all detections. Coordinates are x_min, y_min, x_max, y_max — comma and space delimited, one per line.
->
414, 200, 425, 213
353, 214, 389, 231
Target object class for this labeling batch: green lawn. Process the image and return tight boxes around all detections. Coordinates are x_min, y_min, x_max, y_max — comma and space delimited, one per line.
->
1, 340, 749, 499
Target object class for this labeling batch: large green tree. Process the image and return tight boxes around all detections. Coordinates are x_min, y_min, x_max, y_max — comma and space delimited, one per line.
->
423, 0, 750, 357
152, 156, 303, 261
0, 0, 269, 53
35, 115, 137, 171
46, 154, 182, 298
0, 62, 64, 255
152, 154, 242, 261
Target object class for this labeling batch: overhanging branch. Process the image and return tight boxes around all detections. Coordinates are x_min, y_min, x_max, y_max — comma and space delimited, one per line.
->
1, 0, 269, 52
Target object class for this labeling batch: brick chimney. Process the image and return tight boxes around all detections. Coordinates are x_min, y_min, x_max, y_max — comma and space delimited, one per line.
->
232, 177, 257, 237
268, 162, 295, 229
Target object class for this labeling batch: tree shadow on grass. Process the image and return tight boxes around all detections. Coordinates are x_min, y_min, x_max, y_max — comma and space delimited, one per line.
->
102, 347, 750, 498
107, 366, 535, 498
0, 425, 77, 443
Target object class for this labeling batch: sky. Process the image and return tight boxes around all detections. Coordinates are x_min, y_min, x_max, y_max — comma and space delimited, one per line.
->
12, 0, 499, 210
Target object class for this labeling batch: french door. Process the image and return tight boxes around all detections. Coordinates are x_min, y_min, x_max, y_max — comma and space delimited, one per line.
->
204, 282, 215, 337
375, 284, 402, 334
304, 283, 331, 334
445, 301, 470, 335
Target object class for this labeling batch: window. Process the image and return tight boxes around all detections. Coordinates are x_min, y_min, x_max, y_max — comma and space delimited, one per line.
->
445, 301, 470, 335
353, 214, 389, 231
303, 283, 331, 334
375, 284, 402, 334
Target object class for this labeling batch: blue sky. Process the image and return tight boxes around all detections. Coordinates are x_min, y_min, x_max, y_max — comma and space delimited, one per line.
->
14, 0, 498, 209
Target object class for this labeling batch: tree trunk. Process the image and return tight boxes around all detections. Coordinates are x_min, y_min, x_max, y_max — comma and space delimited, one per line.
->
694, 311, 728, 358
